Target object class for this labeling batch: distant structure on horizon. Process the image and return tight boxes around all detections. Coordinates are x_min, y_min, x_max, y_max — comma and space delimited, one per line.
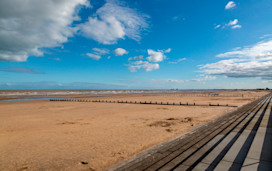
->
256, 88, 270, 90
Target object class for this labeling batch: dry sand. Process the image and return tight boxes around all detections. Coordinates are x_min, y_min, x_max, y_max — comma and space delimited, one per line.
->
0, 90, 268, 170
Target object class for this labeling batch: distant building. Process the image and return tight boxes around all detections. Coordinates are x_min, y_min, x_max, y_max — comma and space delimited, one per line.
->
256, 88, 270, 90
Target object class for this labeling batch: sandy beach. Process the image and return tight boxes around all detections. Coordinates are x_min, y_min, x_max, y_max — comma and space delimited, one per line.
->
0, 90, 268, 170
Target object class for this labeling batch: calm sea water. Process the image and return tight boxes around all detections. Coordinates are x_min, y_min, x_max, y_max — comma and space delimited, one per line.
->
0, 89, 227, 102
1, 97, 74, 102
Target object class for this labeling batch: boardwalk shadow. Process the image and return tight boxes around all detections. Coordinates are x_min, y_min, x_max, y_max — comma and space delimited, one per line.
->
230, 99, 270, 170
258, 105, 272, 170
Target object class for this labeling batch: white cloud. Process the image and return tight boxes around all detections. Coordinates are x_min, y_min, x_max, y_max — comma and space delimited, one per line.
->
128, 61, 159, 72
147, 49, 167, 62
151, 76, 216, 84
225, 1, 236, 10
164, 48, 172, 53
78, 0, 148, 44
128, 55, 144, 61
152, 79, 186, 84
260, 34, 272, 39
232, 47, 241, 51
191, 76, 217, 82
53, 58, 61, 61
86, 53, 101, 60
216, 40, 272, 59
128, 48, 171, 71
216, 20, 241, 30
178, 58, 186, 62
201, 39, 272, 80
79, 15, 125, 45
224, 19, 242, 29
0, 0, 90, 61
92, 48, 110, 55
227, 19, 238, 26
231, 25, 242, 29
114, 48, 128, 56
214, 25, 221, 29
168, 58, 187, 64
86, 47, 109, 60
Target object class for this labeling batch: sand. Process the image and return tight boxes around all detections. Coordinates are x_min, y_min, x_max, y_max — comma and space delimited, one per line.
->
0, 90, 268, 170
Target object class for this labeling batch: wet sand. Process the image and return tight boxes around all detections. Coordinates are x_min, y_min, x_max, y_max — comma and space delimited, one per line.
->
0, 90, 268, 170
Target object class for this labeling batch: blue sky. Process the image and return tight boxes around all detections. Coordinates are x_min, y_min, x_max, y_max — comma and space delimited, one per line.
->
1, 0, 272, 89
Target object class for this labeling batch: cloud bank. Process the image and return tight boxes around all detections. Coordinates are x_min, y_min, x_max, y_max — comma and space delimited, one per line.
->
0, 67, 44, 74
78, 0, 148, 44
201, 39, 272, 80
151, 76, 216, 84
0, 81, 125, 90
0, 0, 148, 62
0, 0, 90, 62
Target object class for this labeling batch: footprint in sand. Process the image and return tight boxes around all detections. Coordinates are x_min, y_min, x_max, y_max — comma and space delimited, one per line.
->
57, 121, 91, 125
80, 161, 88, 165
18, 166, 28, 171
57, 121, 77, 125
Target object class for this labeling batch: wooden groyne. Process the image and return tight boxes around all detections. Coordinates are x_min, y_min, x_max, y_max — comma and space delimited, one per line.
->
49, 98, 237, 107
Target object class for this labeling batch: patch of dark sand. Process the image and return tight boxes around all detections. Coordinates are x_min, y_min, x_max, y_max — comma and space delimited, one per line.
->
149, 117, 194, 128
157, 107, 169, 110
57, 121, 91, 125
149, 121, 172, 127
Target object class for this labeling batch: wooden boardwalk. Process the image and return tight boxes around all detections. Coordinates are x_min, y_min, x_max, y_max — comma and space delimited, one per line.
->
109, 93, 272, 171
